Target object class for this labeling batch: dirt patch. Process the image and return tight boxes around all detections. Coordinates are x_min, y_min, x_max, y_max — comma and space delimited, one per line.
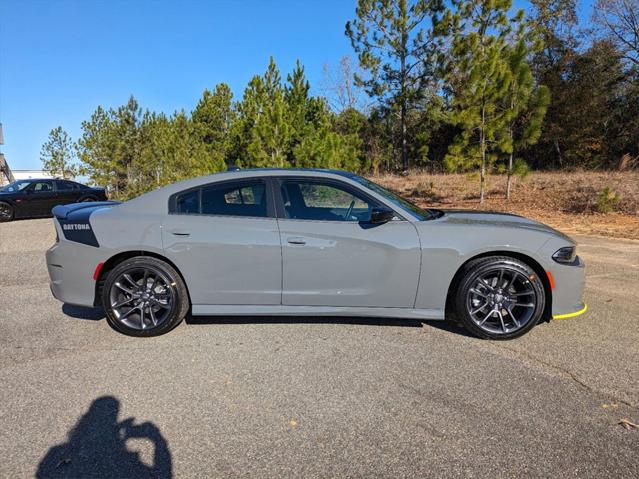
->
371, 171, 639, 240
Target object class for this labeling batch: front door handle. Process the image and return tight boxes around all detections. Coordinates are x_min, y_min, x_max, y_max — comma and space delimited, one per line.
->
171, 229, 191, 236
287, 237, 306, 245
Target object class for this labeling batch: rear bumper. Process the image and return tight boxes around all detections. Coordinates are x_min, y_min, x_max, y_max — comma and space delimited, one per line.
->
46, 241, 101, 307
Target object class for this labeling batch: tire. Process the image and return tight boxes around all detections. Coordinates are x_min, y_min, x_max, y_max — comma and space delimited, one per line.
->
102, 256, 189, 337
80, 196, 97, 202
0, 201, 14, 222
450, 256, 546, 340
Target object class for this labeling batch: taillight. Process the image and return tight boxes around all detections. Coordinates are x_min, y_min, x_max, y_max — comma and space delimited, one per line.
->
93, 262, 104, 281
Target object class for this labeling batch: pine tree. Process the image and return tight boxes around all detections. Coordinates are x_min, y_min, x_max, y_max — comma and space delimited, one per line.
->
443, 0, 515, 203
192, 83, 235, 167
77, 106, 118, 192
77, 96, 143, 196
527, 0, 578, 168
346, 0, 444, 171
40, 126, 79, 179
285, 60, 312, 166
502, 35, 550, 199
232, 58, 292, 168
113, 96, 143, 187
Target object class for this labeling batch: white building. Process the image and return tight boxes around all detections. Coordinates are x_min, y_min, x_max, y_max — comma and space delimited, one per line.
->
11, 170, 55, 180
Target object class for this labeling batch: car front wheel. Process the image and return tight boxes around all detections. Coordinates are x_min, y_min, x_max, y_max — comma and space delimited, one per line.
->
102, 256, 189, 337
451, 256, 546, 340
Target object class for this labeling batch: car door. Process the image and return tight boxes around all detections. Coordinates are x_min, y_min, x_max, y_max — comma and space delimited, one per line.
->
23, 180, 57, 216
54, 180, 79, 205
161, 178, 282, 306
275, 177, 422, 308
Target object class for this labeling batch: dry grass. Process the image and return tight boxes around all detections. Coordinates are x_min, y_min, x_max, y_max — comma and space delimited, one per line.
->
370, 171, 639, 240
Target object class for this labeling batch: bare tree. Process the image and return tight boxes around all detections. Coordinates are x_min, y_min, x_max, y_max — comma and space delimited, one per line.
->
319, 56, 370, 113
593, 0, 639, 66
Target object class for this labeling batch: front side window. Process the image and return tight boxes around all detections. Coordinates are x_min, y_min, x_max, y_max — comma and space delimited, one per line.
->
350, 175, 439, 220
29, 181, 53, 192
280, 180, 376, 222
171, 180, 268, 217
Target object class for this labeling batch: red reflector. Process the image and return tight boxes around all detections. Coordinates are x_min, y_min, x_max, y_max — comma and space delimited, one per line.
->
93, 262, 104, 281
546, 271, 555, 290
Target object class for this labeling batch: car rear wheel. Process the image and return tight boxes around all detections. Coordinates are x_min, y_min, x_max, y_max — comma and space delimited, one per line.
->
0, 202, 13, 222
102, 256, 189, 337
451, 256, 546, 340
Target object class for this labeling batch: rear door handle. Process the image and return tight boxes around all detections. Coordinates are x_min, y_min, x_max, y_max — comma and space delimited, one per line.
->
171, 229, 191, 236
287, 237, 306, 245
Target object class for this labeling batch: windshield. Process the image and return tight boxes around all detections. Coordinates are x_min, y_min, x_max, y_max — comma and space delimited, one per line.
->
0, 180, 32, 192
350, 175, 439, 220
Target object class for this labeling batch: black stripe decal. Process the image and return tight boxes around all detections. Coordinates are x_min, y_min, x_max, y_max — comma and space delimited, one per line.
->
58, 207, 100, 247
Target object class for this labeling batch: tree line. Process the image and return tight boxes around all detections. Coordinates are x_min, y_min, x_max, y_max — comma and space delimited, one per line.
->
41, 0, 639, 201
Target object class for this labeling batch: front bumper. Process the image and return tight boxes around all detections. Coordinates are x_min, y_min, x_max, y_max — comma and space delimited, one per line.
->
548, 254, 587, 319
553, 302, 588, 320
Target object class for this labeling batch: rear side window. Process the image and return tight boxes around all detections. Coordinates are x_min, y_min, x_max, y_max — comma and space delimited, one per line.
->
170, 180, 268, 217
175, 189, 200, 214
202, 181, 267, 217
56, 181, 76, 191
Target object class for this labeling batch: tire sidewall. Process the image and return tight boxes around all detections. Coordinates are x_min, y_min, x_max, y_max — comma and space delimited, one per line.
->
102, 257, 187, 337
455, 257, 546, 340
0, 201, 14, 222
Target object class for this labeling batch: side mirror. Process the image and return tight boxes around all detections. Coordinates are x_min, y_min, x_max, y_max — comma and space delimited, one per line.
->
370, 207, 395, 224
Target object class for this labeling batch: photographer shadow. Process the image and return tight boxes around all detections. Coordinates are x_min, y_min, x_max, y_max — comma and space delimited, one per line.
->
61, 304, 105, 321
36, 396, 172, 478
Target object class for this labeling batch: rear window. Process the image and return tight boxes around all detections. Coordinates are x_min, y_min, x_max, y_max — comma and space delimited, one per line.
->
170, 180, 268, 217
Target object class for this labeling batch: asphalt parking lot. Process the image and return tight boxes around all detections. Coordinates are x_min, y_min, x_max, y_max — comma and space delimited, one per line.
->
1, 218, 637, 478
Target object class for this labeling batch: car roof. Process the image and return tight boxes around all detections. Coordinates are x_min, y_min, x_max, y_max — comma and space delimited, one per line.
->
118, 168, 364, 212
223, 167, 358, 178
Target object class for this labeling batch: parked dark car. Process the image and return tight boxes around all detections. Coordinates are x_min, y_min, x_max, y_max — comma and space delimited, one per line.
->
0, 179, 107, 222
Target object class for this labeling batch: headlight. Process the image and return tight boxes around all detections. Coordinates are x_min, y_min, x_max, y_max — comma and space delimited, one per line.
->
552, 246, 577, 264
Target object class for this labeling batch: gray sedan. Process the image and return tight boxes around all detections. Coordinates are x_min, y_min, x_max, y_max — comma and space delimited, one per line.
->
46, 169, 587, 339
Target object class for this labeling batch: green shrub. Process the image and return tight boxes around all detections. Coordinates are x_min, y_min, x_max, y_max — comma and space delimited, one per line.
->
596, 187, 621, 213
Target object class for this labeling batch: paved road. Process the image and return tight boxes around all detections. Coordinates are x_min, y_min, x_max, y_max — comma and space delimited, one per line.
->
1, 219, 637, 478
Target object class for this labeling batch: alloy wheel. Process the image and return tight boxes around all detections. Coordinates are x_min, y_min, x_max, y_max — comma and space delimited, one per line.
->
466, 267, 538, 335
108, 267, 175, 330
0, 203, 12, 220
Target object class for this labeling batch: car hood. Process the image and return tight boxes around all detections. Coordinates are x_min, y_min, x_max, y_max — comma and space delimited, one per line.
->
435, 209, 573, 242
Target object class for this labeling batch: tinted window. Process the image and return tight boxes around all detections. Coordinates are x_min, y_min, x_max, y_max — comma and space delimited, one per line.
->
0, 180, 31, 192
175, 189, 200, 214
201, 180, 267, 217
56, 181, 76, 191
29, 181, 53, 192
281, 180, 376, 222
350, 175, 436, 220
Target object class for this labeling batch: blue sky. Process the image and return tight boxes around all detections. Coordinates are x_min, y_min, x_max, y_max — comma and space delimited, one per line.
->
0, 0, 594, 171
